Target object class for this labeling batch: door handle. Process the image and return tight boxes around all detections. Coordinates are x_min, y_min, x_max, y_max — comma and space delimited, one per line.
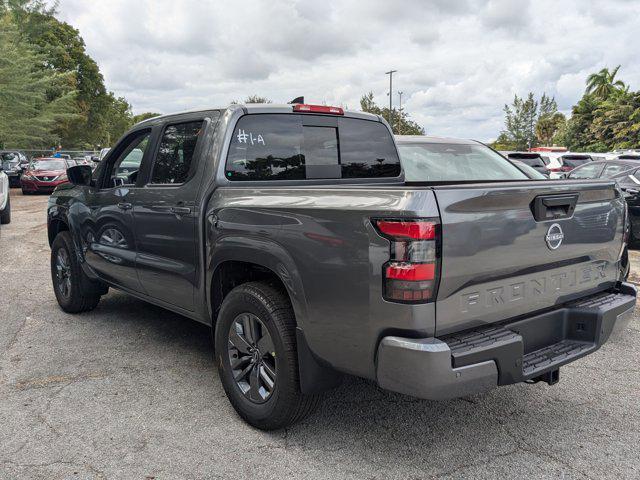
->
117, 202, 132, 210
170, 206, 191, 215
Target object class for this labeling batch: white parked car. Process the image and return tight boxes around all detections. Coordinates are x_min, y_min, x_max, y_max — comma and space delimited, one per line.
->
0, 169, 11, 224
547, 153, 594, 179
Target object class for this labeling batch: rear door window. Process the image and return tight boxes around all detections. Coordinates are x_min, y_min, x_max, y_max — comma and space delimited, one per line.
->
225, 114, 400, 181
568, 163, 604, 179
602, 163, 633, 178
150, 121, 203, 184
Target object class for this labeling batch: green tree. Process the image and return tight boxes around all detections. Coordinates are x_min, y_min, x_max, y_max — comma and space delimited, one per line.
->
232, 95, 273, 104
6, 0, 134, 148
103, 94, 133, 145
535, 94, 565, 146
0, 13, 77, 148
590, 91, 640, 150
359, 92, 425, 135
501, 93, 538, 150
132, 112, 161, 124
585, 65, 626, 100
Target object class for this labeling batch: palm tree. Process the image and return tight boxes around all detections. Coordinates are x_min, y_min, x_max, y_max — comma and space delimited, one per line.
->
586, 66, 626, 99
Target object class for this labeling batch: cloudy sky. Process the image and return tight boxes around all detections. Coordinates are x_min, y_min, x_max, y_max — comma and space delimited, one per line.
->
56, 0, 640, 141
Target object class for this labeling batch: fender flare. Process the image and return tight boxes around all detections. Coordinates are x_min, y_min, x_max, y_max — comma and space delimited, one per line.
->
206, 235, 309, 330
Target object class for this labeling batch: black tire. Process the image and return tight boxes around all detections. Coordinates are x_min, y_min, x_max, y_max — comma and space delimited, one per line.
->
215, 281, 321, 430
21, 188, 30, 195
51, 231, 102, 313
0, 194, 10, 224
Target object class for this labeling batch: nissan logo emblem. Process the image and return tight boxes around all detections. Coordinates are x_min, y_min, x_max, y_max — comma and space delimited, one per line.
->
545, 223, 564, 250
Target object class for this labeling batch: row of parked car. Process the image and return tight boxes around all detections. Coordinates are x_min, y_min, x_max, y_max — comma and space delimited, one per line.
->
502, 150, 640, 179
0, 150, 109, 224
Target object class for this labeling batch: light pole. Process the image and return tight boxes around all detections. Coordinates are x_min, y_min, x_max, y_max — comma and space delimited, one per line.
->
385, 70, 397, 129
397, 91, 403, 135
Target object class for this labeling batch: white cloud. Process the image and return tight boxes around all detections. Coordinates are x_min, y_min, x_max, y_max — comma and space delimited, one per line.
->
56, 0, 640, 142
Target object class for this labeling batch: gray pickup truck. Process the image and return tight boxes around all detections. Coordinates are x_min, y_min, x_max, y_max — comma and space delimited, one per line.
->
48, 104, 636, 430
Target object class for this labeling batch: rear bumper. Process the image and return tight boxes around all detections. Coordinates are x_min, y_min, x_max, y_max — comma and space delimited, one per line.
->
376, 283, 636, 400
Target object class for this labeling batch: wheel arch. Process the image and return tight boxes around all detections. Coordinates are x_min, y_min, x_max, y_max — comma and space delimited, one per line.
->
207, 238, 308, 330
207, 239, 342, 394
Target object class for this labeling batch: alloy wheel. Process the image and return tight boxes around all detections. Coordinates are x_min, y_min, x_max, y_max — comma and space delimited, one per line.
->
227, 313, 277, 403
55, 248, 72, 298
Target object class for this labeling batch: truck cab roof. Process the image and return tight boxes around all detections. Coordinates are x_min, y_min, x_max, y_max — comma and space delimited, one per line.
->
134, 103, 382, 128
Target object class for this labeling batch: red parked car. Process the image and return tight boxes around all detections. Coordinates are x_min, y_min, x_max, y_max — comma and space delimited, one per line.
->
20, 158, 71, 194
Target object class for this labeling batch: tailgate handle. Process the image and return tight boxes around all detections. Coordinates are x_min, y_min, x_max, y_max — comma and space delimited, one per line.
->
531, 194, 578, 221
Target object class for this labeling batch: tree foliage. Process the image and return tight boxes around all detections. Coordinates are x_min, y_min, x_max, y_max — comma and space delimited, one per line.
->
496, 92, 566, 151
561, 67, 640, 151
232, 95, 273, 104
0, 13, 77, 148
359, 92, 425, 135
585, 65, 626, 100
1, 0, 140, 149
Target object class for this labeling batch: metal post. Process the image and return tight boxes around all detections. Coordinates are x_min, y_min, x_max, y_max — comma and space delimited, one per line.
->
385, 70, 397, 130
398, 91, 403, 135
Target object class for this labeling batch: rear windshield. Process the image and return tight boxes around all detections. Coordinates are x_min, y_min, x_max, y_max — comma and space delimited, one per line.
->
225, 114, 400, 181
562, 156, 592, 168
398, 143, 528, 182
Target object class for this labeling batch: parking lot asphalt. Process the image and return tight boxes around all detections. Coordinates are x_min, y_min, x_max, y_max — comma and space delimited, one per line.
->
1, 188, 639, 480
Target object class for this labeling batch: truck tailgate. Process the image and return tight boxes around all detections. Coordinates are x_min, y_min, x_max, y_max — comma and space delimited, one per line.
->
432, 180, 625, 335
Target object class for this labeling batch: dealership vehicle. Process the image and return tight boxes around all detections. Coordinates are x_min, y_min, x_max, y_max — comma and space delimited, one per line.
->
21, 158, 70, 194
47, 104, 635, 430
505, 152, 550, 177
0, 168, 10, 224
1, 150, 28, 187
566, 159, 640, 247
548, 154, 593, 179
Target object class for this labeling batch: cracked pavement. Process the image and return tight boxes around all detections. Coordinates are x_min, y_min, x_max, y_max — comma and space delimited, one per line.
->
1, 189, 639, 479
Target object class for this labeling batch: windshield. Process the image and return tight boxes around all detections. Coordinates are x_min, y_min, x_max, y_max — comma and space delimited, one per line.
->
31, 159, 67, 171
398, 143, 528, 182
1, 153, 19, 169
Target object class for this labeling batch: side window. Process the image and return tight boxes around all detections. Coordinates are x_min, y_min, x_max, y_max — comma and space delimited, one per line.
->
568, 163, 604, 179
602, 163, 632, 178
105, 130, 152, 188
150, 121, 203, 184
225, 114, 400, 181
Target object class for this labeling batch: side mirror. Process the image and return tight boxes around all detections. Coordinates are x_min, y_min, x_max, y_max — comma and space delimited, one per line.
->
67, 164, 93, 186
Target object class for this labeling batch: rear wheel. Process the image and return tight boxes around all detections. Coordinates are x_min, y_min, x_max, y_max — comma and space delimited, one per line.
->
0, 194, 10, 224
215, 281, 321, 430
51, 231, 103, 313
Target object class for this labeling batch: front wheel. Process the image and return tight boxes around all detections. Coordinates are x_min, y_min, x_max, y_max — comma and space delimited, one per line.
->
51, 231, 103, 313
215, 281, 321, 430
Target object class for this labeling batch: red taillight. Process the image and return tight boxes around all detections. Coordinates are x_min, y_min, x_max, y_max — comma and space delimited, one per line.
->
561, 166, 572, 172
292, 104, 344, 115
548, 167, 561, 172
374, 218, 440, 303
376, 220, 436, 240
